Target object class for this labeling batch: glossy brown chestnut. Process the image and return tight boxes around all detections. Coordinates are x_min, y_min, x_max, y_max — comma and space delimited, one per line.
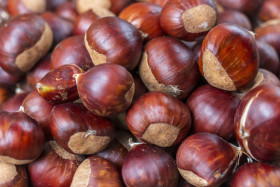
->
119, 2, 164, 41
0, 111, 45, 165
22, 90, 56, 140
41, 12, 73, 47
37, 64, 83, 104
50, 103, 115, 155
0, 14, 53, 75
199, 23, 259, 91
139, 36, 199, 99
55, 2, 78, 22
145, 0, 168, 7
217, 10, 252, 30
1, 91, 28, 112
187, 84, 239, 140
85, 16, 142, 71
176, 133, 240, 187
7, 0, 46, 16
28, 141, 84, 187
235, 84, 280, 163
76, 63, 135, 117
122, 143, 179, 187
71, 156, 123, 187
160, 0, 217, 41
50, 36, 93, 71
0, 86, 12, 107
0, 162, 28, 187
126, 91, 191, 147
259, 0, 280, 22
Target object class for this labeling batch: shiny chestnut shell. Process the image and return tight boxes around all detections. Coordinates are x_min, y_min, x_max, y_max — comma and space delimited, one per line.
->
7, 0, 46, 16
217, 10, 252, 30
259, 0, 280, 22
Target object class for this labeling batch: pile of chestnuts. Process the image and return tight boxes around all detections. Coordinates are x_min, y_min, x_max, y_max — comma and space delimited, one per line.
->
0, 0, 280, 186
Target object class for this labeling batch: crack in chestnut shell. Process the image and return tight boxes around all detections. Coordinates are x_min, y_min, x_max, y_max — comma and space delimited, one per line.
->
122, 144, 179, 187
73, 10, 100, 35
0, 162, 28, 187
71, 156, 123, 187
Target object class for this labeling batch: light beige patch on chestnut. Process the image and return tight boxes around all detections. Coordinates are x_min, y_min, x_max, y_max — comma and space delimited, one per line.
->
178, 168, 208, 187
182, 4, 216, 33
258, 19, 280, 28
142, 123, 180, 147
15, 23, 53, 72
240, 72, 264, 94
139, 53, 183, 97
0, 162, 17, 184
76, 0, 111, 13
68, 131, 110, 154
125, 83, 135, 104
84, 34, 107, 66
70, 159, 91, 187
22, 0, 46, 13
0, 155, 34, 165
91, 7, 115, 17
202, 49, 236, 91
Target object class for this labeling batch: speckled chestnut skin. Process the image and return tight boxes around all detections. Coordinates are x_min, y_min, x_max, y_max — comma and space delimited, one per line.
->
217, 10, 252, 30
235, 84, 280, 163
50, 103, 115, 155
37, 64, 83, 104
126, 91, 191, 147
56, 2, 78, 22
0, 111, 45, 165
122, 144, 179, 187
0, 162, 28, 187
0, 14, 53, 75
139, 36, 199, 99
1, 92, 29, 112
199, 23, 259, 91
119, 2, 164, 41
28, 141, 84, 187
187, 84, 239, 140
259, 0, 280, 22
76, 63, 135, 117
85, 17, 142, 71
7, 0, 46, 16
51, 36, 93, 71
70, 156, 123, 187
176, 133, 240, 187
160, 0, 217, 41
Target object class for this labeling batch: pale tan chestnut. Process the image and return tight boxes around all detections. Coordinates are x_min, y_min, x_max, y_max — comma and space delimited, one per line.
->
0, 162, 28, 187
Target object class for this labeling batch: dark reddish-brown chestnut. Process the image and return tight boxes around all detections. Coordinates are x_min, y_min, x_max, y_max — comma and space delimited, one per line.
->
46, 0, 67, 11
50, 103, 115, 155
28, 141, 84, 187
0, 14, 53, 75
145, 0, 168, 7
139, 36, 199, 99
187, 84, 239, 140
176, 133, 240, 187
76, 63, 135, 117
7, 0, 46, 16
36, 64, 83, 104
126, 91, 191, 147
0, 162, 28, 187
0, 111, 45, 165
85, 16, 142, 71
199, 23, 259, 91
55, 2, 78, 22
160, 0, 217, 41
50, 36, 93, 71
259, 0, 280, 22
235, 84, 280, 163
119, 2, 164, 41
0, 65, 22, 87
0, 86, 12, 107
122, 143, 179, 187
232, 163, 280, 187
217, 10, 252, 30
1, 91, 28, 112
22, 90, 56, 140
70, 156, 123, 187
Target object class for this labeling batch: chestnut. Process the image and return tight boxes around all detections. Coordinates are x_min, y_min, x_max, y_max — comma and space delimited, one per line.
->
0, 65, 22, 87
122, 143, 179, 187
28, 141, 84, 187
7, 0, 46, 16
119, 2, 164, 41
160, 0, 217, 41
22, 90, 56, 140
0, 13, 53, 75
50, 35, 93, 71
36, 64, 83, 104
259, 0, 280, 22
46, 0, 67, 11
176, 133, 240, 187
199, 23, 259, 91
217, 10, 252, 30
145, 0, 168, 7
0, 86, 12, 108
76, 63, 135, 117
187, 84, 240, 140
85, 16, 142, 71
0, 111, 45, 165
126, 91, 191, 147
50, 103, 115, 155
139, 36, 199, 99
0, 161, 28, 187
0, 6, 9, 26
55, 2, 78, 22
235, 84, 280, 163
231, 163, 280, 187
1, 91, 28, 112
71, 156, 123, 187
